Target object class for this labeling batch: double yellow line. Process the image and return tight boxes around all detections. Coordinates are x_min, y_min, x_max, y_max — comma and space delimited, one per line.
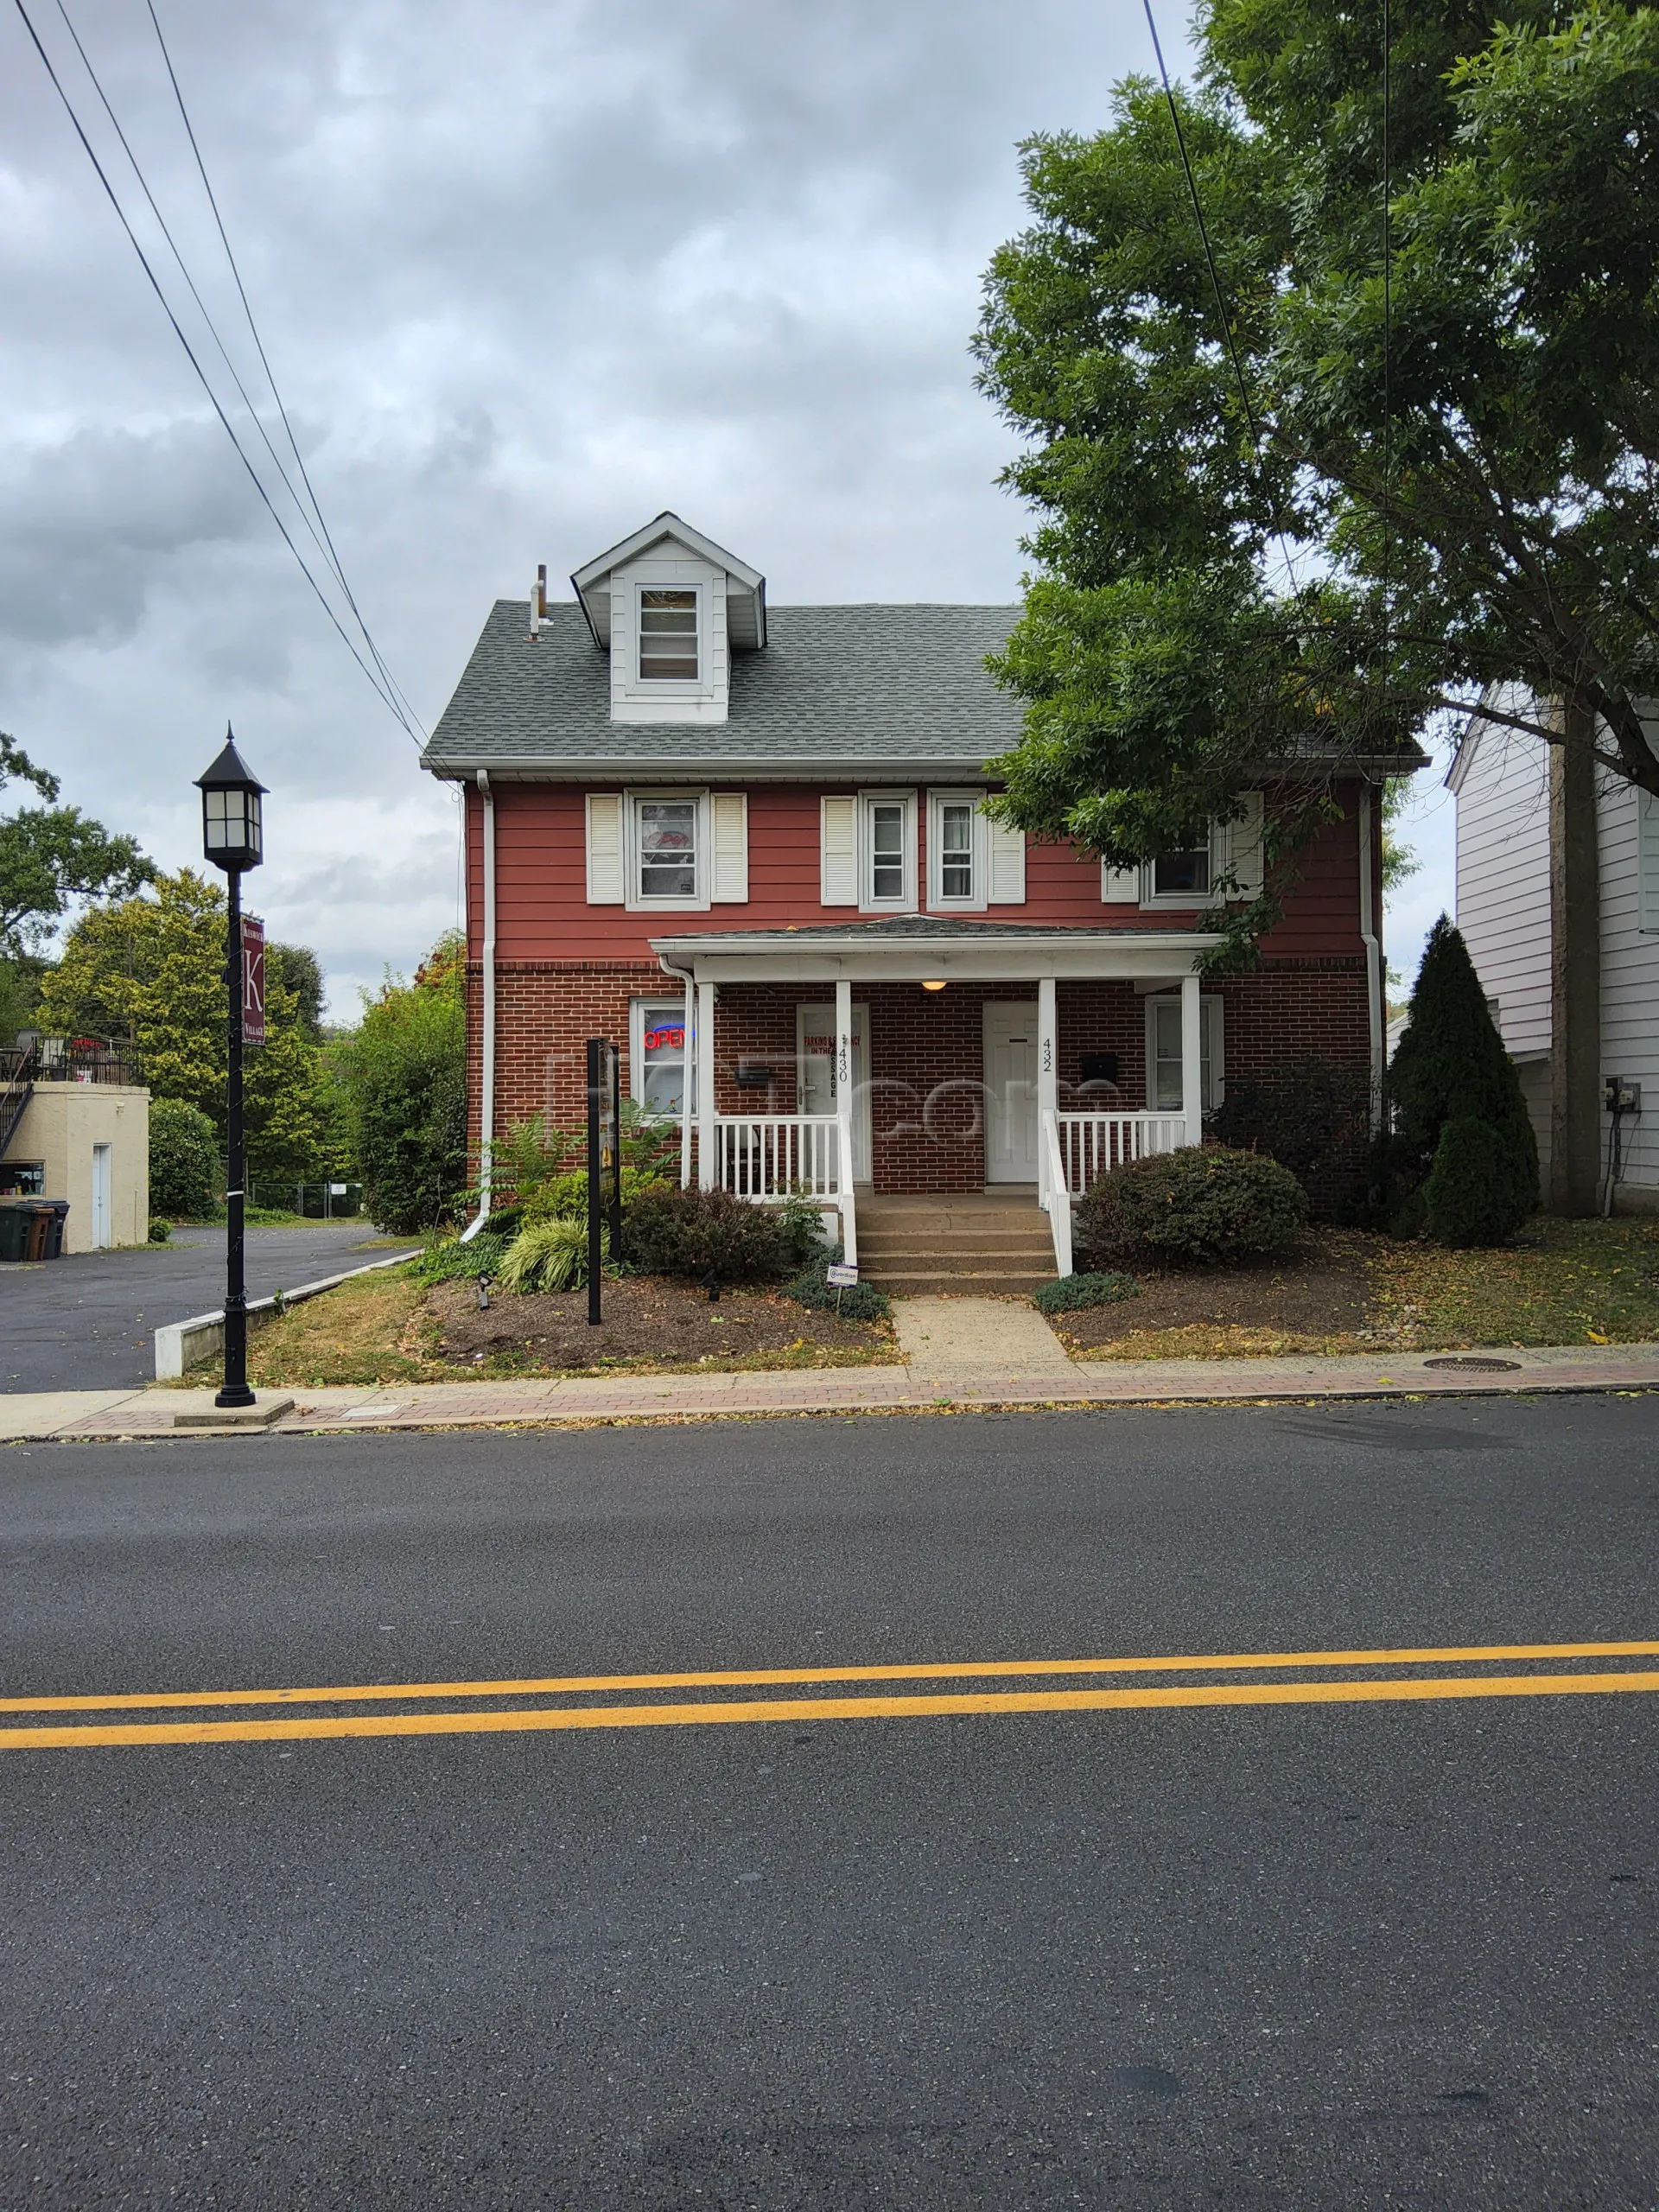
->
3, 1640, 1656, 1751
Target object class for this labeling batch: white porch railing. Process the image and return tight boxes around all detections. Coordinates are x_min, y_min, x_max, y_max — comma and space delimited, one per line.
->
703, 1113, 858, 1266
1052, 1111, 1189, 1197
1039, 1110, 1193, 1278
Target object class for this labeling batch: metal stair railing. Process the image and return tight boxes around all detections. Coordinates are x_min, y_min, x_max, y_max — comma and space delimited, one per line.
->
0, 1043, 39, 1162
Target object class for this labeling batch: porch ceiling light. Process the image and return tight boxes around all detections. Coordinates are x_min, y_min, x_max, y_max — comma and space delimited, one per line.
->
921, 979, 947, 992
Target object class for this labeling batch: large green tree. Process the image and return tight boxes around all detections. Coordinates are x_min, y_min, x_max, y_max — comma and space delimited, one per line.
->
974, 2, 1659, 947
334, 932, 467, 1234
0, 733, 152, 957
37, 868, 331, 1180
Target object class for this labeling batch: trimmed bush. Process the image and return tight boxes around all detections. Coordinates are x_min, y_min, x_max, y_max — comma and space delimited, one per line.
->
148, 1096, 219, 1219
147, 1217, 172, 1243
1077, 1144, 1308, 1267
783, 1255, 891, 1321
625, 1185, 791, 1282
1423, 1116, 1535, 1247
499, 1217, 588, 1294
1033, 1270, 1141, 1314
410, 1230, 513, 1285
524, 1166, 667, 1222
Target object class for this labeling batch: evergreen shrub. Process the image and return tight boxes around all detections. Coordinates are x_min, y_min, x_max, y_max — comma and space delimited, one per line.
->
1033, 1270, 1141, 1314
1423, 1116, 1535, 1247
1380, 917, 1537, 1242
147, 1217, 171, 1243
783, 1254, 890, 1321
625, 1186, 791, 1282
1077, 1145, 1308, 1266
148, 1096, 219, 1218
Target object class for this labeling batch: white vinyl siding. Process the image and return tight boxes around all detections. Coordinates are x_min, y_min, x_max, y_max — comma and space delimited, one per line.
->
820, 796, 858, 906
1224, 792, 1266, 896
1638, 790, 1659, 936
585, 792, 625, 904
1451, 719, 1553, 1065
710, 791, 748, 903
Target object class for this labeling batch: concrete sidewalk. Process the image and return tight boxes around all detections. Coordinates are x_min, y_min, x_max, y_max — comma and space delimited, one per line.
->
3, 1340, 1656, 1439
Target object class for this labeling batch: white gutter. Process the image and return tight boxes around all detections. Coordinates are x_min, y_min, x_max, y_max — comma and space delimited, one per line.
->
460, 769, 497, 1242
1358, 782, 1384, 1129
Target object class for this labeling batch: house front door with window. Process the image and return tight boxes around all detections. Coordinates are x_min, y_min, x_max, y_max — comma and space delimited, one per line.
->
983, 1001, 1039, 1184
797, 1003, 870, 1184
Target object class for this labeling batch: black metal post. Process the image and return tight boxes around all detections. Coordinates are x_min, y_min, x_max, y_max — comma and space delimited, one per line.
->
217, 868, 254, 1407
607, 1043, 623, 1263
587, 1038, 603, 1326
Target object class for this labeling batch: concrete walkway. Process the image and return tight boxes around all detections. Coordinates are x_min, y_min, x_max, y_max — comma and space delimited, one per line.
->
1, 1289, 1656, 1438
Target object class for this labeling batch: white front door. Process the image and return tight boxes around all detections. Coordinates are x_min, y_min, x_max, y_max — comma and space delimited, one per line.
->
797, 1003, 870, 1183
983, 1001, 1039, 1184
91, 1142, 111, 1248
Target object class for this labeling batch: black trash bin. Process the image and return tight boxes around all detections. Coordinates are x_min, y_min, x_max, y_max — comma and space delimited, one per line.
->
45, 1199, 70, 1259
0, 1200, 31, 1263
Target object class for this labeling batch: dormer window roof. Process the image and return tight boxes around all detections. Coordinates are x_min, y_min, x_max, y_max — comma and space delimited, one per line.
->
569, 512, 766, 652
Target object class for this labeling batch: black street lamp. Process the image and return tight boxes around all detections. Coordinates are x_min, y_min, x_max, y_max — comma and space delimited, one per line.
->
196, 728, 267, 1410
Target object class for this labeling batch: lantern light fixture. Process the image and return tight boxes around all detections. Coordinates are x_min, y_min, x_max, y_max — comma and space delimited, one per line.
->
195, 725, 267, 874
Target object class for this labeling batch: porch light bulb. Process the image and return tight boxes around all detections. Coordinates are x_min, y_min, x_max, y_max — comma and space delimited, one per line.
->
922, 979, 947, 992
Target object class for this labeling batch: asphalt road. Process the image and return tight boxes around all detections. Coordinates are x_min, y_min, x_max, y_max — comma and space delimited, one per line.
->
1, 1398, 1656, 2209
0, 1224, 411, 1393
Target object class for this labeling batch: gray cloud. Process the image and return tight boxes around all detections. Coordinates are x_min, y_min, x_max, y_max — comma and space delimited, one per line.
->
0, 0, 1327, 1023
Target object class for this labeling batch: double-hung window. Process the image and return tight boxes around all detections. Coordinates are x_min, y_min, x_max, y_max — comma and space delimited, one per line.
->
861, 792, 916, 910
632, 998, 690, 1118
638, 588, 698, 681
1147, 995, 1222, 1111
635, 796, 700, 902
1151, 844, 1211, 899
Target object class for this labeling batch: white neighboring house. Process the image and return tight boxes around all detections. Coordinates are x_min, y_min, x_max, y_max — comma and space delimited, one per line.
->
1448, 696, 1659, 1211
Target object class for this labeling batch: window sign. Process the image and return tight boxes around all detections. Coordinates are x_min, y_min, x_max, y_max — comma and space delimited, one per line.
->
637, 799, 698, 900
635, 1001, 689, 1117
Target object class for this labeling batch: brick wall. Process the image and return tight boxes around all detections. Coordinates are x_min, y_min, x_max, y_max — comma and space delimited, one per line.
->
468, 957, 1370, 1196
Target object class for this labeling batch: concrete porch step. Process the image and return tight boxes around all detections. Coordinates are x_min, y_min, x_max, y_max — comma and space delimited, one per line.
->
862, 1268, 1055, 1296
857, 1230, 1055, 1258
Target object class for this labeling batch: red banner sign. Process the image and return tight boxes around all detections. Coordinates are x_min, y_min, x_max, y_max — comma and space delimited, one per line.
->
240, 914, 266, 1046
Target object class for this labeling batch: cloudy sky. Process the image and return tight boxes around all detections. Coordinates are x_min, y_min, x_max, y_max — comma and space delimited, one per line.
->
0, 0, 1452, 1019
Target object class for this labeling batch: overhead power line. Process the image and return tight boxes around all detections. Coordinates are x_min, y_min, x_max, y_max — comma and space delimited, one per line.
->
11, 0, 424, 744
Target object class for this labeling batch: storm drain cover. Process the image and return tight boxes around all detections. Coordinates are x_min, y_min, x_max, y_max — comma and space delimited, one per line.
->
1424, 1355, 1522, 1372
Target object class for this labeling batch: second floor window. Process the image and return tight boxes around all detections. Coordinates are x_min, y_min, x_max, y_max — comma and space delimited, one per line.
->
867, 800, 908, 904
637, 798, 698, 899
639, 588, 698, 680
1152, 844, 1211, 899
938, 802, 975, 899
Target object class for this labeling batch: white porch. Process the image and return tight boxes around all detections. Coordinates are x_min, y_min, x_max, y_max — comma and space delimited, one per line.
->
650, 921, 1220, 1277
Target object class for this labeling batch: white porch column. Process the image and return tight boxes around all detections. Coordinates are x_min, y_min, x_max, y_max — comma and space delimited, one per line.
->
834, 974, 856, 1260
1036, 973, 1058, 1206
678, 976, 694, 1189
1180, 969, 1204, 1147
696, 979, 717, 1189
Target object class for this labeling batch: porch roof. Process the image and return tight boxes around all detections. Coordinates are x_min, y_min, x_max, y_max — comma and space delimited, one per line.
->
650, 915, 1222, 985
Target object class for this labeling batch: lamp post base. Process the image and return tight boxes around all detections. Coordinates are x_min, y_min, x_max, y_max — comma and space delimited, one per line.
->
214, 1382, 257, 1409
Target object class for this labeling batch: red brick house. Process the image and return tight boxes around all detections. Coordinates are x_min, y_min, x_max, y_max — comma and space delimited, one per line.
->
423, 512, 1406, 1277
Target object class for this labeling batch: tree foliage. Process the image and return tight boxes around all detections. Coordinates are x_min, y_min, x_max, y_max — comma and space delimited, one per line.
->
148, 1097, 220, 1220
1382, 914, 1538, 1238
37, 868, 330, 1180
334, 932, 467, 1235
0, 730, 152, 957
975, 3, 1659, 952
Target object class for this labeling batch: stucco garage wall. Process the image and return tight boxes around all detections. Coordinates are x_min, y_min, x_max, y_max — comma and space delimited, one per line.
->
5, 1085, 149, 1252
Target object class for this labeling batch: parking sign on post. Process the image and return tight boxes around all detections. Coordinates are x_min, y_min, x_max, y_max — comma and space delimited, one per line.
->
240, 914, 266, 1046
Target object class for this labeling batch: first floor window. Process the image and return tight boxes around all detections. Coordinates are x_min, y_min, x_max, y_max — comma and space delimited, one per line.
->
633, 999, 689, 1118
1148, 997, 1221, 1111
637, 798, 698, 900
1152, 845, 1211, 899
0, 1160, 43, 1195
639, 588, 698, 680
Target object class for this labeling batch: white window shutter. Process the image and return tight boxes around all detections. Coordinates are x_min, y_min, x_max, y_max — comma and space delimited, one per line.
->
1639, 790, 1659, 934
586, 792, 624, 904
987, 817, 1026, 905
711, 791, 748, 902
821, 796, 857, 906
1101, 861, 1141, 904
1227, 792, 1266, 897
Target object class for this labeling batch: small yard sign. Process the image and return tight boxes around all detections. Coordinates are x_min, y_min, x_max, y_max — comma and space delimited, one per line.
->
825, 1262, 858, 1288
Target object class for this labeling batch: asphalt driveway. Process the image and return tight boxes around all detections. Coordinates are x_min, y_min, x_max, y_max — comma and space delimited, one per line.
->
0, 1224, 414, 1394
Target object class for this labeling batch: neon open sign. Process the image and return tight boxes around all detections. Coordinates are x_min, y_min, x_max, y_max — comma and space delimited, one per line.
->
644, 1025, 684, 1052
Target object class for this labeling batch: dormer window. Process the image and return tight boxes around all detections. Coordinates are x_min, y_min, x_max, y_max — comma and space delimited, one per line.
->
639, 588, 698, 681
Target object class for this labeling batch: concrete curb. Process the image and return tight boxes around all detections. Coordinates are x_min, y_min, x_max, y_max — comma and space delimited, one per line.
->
4, 1341, 1658, 1442
151, 1249, 421, 1381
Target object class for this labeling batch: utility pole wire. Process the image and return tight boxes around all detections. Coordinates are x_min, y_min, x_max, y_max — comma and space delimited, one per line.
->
143, 0, 426, 741
12, 0, 423, 744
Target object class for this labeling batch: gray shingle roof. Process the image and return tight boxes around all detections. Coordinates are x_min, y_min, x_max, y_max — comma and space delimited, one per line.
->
422, 600, 1025, 777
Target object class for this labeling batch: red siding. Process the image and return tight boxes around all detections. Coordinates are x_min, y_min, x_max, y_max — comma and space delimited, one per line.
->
466, 779, 1369, 960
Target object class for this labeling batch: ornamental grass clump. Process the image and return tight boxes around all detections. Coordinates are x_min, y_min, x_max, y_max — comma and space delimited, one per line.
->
1077, 1145, 1308, 1268
498, 1217, 588, 1294
624, 1185, 792, 1283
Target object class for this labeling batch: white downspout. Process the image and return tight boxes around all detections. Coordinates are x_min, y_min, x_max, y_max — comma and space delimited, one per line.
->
460, 769, 497, 1241
1358, 783, 1384, 1132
